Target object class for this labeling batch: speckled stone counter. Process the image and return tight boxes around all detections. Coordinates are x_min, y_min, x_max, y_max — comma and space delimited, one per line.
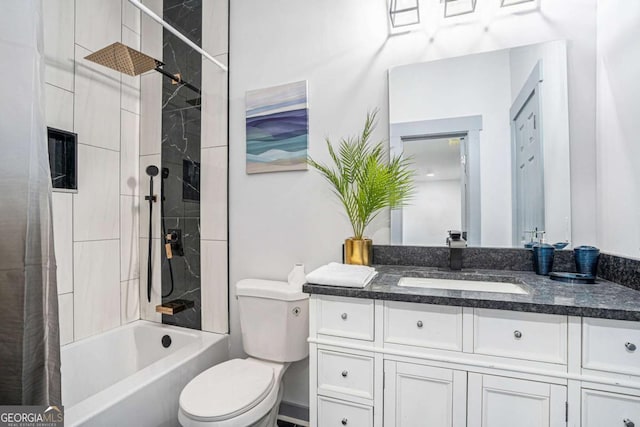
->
303, 265, 640, 321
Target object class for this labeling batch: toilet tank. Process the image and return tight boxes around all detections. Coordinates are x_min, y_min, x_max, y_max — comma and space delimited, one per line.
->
236, 279, 309, 362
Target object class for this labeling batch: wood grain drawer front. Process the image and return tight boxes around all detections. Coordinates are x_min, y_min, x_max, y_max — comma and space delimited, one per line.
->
317, 296, 374, 341
582, 389, 640, 427
318, 349, 374, 400
318, 396, 373, 427
473, 309, 567, 364
384, 301, 463, 351
583, 317, 640, 376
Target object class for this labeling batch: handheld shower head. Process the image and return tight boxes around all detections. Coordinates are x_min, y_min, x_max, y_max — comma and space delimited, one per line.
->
146, 165, 159, 177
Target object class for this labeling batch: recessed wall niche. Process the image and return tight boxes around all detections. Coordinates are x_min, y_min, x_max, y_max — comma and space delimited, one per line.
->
47, 127, 77, 191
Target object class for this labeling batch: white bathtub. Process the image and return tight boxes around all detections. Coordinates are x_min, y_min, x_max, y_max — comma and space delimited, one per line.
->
61, 320, 228, 427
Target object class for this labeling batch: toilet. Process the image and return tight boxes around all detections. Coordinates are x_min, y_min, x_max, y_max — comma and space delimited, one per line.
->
178, 279, 309, 427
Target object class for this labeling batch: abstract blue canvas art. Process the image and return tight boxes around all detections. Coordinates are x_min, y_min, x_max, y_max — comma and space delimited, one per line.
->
246, 80, 308, 174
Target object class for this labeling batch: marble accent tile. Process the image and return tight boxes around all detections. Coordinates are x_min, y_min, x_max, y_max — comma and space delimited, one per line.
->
51, 192, 73, 294
121, 195, 140, 281
45, 84, 74, 132
74, 45, 121, 152
200, 147, 227, 240
75, 0, 121, 53
201, 54, 228, 148
122, 0, 141, 34
140, 0, 162, 59
43, 0, 74, 91
201, 240, 228, 333
139, 238, 161, 322
140, 73, 162, 155
121, 279, 140, 324
121, 110, 140, 196
73, 240, 121, 340
58, 293, 74, 345
598, 253, 640, 291
202, 0, 228, 57
121, 27, 141, 115
139, 154, 161, 238
73, 144, 120, 241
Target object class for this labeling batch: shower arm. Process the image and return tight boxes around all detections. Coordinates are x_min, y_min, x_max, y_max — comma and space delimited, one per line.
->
154, 66, 201, 95
127, 0, 228, 73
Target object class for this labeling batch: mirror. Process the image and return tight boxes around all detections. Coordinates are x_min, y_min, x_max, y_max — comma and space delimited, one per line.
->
389, 40, 571, 248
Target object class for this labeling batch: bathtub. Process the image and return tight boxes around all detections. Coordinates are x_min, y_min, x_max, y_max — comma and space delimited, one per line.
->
61, 320, 228, 427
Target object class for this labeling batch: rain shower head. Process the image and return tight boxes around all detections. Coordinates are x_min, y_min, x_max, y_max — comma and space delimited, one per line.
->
85, 42, 163, 76
146, 165, 159, 177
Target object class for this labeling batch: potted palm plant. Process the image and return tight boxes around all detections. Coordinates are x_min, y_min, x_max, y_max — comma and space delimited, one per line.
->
308, 110, 414, 265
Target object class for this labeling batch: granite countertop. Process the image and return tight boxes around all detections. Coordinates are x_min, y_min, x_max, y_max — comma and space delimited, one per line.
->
302, 265, 640, 321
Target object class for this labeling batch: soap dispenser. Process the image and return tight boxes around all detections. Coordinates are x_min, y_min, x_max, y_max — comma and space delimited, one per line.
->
532, 231, 555, 275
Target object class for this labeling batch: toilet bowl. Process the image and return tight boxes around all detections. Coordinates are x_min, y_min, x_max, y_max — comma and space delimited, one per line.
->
178, 279, 309, 427
178, 358, 289, 427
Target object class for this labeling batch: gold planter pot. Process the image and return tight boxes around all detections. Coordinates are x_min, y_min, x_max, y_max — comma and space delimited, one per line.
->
345, 238, 373, 266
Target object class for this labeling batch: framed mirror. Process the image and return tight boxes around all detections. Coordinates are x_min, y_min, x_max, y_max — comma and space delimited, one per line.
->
389, 40, 571, 248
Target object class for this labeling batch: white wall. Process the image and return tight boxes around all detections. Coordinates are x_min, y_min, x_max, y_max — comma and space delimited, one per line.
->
390, 50, 513, 246
45, 0, 142, 345
596, 0, 640, 258
230, 0, 597, 408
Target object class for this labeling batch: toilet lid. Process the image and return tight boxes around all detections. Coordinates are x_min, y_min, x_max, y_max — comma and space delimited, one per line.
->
180, 359, 275, 421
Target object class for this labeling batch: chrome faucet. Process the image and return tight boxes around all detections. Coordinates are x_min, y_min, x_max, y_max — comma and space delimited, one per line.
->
447, 230, 467, 270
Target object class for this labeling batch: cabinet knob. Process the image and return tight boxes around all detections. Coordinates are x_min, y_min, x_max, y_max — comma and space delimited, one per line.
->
514, 330, 523, 339
342, 418, 348, 425
624, 419, 634, 427
341, 313, 348, 320
341, 370, 348, 378
626, 342, 637, 352
417, 320, 423, 328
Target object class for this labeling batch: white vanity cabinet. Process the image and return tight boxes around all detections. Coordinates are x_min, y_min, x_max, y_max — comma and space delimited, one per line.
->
308, 294, 640, 426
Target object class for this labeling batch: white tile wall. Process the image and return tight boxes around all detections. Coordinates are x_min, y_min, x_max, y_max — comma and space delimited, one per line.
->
121, 279, 140, 324
45, 84, 74, 131
140, 73, 162, 155
58, 293, 74, 345
74, 45, 121, 152
43, 0, 74, 91
51, 192, 73, 295
201, 54, 228, 149
121, 195, 139, 281
140, 0, 163, 59
75, 0, 121, 53
201, 240, 228, 333
73, 145, 120, 241
122, 0, 141, 34
121, 110, 140, 195
202, 0, 229, 57
73, 240, 121, 340
121, 27, 141, 115
200, 147, 228, 241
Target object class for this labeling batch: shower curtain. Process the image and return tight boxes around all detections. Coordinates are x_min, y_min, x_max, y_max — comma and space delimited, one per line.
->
0, 0, 61, 405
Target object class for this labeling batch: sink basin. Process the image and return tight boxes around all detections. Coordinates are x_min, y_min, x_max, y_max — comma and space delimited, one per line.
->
398, 277, 529, 294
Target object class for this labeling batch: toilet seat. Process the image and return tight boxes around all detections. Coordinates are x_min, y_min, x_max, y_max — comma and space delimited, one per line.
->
180, 359, 275, 422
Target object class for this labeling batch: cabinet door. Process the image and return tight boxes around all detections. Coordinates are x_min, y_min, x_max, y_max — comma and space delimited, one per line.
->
384, 360, 466, 427
582, 389, 640, 427
467, 374, 566, 427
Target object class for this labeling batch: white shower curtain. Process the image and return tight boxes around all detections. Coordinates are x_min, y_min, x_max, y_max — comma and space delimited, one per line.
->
0, 0, 61, 405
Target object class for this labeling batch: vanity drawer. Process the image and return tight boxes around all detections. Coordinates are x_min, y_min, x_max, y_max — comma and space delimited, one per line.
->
384, 301, 463, 351
583, 317, 640, 376
473, 308, 567, 364
318, 349, 374, 400
582, 389, 640, 427
317, 296, 374, 341
318, 396, 373, 427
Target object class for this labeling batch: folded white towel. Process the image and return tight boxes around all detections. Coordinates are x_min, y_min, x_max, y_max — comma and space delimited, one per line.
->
305, 262, 378, 288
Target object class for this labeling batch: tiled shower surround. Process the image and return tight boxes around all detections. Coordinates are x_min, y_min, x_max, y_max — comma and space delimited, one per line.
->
160, 0, 203, 330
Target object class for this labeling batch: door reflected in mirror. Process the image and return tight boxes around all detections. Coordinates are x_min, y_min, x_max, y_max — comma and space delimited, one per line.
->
389, 40, 572, 248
